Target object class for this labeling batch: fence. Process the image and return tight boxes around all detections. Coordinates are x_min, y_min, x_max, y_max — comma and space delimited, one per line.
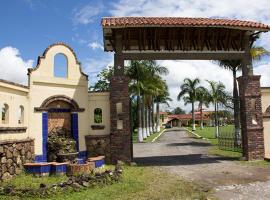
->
218, 125, 242, 152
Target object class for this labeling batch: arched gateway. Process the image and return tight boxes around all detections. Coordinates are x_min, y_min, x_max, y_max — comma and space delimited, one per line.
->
101, 17, 270, 163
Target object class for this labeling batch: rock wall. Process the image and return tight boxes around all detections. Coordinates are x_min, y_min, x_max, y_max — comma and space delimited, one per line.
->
85, 135, 111, 163
0, 138, 35, 180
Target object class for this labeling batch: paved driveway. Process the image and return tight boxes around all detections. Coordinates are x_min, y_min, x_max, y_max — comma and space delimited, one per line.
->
133, 128, 270, 199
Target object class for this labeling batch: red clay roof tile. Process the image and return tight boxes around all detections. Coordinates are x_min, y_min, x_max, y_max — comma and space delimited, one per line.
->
102, 17, 270, 31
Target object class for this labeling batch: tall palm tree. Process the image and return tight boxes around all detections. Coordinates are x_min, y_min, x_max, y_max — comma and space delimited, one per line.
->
216, 44, 269, 140
206, 80, 227, 137
127, 60, 169, 141
155, 82, 171, 132
196, 87, 210, 130
177, 78, 201, 131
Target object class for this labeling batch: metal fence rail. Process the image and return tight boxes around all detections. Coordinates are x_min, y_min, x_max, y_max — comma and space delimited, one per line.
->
218, 126, 242, 152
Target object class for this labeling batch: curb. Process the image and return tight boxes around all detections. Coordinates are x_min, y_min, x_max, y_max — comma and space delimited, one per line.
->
151, 129, 166, 142
184, 128, 209, 140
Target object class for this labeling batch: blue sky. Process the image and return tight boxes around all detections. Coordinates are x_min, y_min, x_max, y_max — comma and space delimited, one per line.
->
1, 0, 270, 110
0, 0, 113, 81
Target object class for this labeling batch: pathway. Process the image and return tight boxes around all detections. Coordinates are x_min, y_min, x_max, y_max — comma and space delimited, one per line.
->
133, 128, 270, 199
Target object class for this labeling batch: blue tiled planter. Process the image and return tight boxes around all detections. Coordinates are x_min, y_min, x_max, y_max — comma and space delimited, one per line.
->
50, 163, 67, 174
24, 163, 51, 176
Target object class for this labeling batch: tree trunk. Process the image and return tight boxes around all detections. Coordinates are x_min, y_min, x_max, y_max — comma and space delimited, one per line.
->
192, 102, 196, 131
149, 105, 153, 134
137, 94, 143, 142
156, 102, 160, 132
200, 103, 204, 130
142, 94, 147, 139
233, 69, 241, 145
146, 106, 150, 137
215, 102, 219, 138
152, 99, 155, 133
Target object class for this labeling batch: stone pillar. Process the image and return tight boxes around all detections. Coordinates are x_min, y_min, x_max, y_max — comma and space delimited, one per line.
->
238, 75, 264, 160
110, 53, 132, 164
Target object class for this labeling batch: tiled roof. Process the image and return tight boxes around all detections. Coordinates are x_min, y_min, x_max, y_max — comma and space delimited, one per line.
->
102, 17, 270, 31
168, 114, 209, 120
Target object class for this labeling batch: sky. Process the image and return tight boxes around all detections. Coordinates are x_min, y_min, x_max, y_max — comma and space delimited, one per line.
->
0, 0, 270, 112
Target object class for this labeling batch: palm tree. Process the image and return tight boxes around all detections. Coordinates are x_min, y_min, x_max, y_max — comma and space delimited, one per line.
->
177, 78, 201, 131
206, 80, 227, 137
196, 87, 210, 130
155, 82, 171, 132
127, 60, 168, 141
216, 44, 269, 140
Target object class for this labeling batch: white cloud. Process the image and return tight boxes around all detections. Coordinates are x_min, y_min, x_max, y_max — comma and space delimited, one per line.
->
110, 0, 270, 49
88, 42, 103, 50
0, 47, 33, 85
72, 2, 103, 25
108, 0, 270, 112
159, 60, 233, 112
83, 54, 113, 86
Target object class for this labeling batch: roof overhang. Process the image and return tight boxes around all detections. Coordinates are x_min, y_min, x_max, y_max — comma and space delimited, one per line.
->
102, 17, 270, 54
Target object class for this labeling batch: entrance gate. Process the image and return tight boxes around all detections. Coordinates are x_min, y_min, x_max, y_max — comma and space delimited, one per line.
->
101, 17, 270, 163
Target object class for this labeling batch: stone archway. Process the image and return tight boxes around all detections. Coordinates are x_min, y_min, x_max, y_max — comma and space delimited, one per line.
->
35, 95, 84, 162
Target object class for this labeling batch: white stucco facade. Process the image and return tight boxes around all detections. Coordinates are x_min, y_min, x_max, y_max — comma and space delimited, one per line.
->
0, 43, 110, 159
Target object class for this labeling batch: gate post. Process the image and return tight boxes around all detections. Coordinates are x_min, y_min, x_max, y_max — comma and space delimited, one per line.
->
238, 75, 264, 160
110, 53, 132, 164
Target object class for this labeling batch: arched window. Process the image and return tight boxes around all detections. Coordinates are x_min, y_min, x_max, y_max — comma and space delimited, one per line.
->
54, 53, 68, 78
18, 105, 24, 124
94, 108, 102, 123
2, 104, 9, 124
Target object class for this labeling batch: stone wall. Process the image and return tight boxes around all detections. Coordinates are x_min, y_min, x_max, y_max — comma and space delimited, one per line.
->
85, 135, 111, 163
0, 138, 35, 180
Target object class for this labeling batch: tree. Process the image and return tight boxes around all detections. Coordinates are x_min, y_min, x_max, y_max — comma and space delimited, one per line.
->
196, 87, 210, 129
216, 39, 269, 141
127, 60, 169, 141
172, 107, 185, 114
89, 66, 113, 91
206, 80, 227, 137
177, 78, 201, 131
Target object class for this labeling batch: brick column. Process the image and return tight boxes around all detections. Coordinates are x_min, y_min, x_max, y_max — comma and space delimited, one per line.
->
238, 75, 264, 160
110, 75, 132, 164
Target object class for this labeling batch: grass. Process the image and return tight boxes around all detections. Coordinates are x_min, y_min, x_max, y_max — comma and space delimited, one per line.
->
133, 128, 165, 143
0, 166, 208, 200
187, 125, 242, 159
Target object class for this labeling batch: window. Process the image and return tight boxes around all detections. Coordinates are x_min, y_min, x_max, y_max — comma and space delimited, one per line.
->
54, 53, 68, 78
2, 104, 9, 124
18, 105, 24, 124
94, 108, 102, 123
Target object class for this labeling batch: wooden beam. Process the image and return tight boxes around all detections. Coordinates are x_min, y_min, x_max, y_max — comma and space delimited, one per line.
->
122, 51, 245, 60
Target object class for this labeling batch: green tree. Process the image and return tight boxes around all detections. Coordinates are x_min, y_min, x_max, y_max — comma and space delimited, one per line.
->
172, 107, 185, 114
206, 80, 228, 137
196, 87, 210, 130
177, 78, 201, 131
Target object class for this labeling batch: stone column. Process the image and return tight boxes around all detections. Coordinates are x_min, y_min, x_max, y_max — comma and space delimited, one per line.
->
110, 53, 132, 164
238, 75, 264, 160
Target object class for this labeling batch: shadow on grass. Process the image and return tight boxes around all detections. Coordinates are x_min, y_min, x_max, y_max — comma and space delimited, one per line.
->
167, 141, 212, 147
134, 154, 239, 166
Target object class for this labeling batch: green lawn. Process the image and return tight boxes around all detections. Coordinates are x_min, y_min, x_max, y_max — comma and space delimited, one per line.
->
133, 128, 165, 143
0, 165, 208, 200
